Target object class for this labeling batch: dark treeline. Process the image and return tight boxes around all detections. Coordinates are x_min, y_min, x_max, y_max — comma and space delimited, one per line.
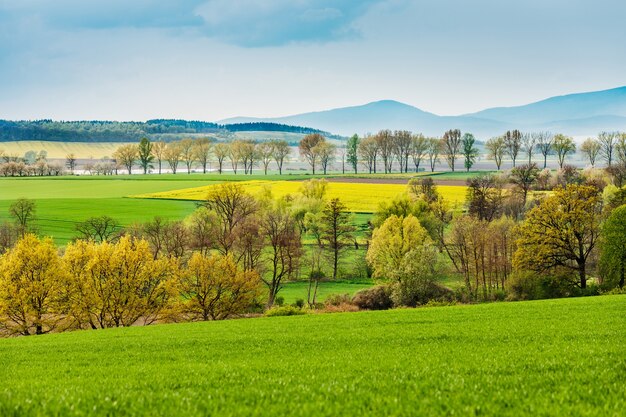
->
0, 119, 331, 142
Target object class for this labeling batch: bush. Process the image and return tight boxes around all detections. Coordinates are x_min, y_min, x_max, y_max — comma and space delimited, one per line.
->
391, 281, 455, 307
293, 298, 305, 309
352, 285, 393, 310
265, 306, 306, 317
324, 293, 352, 307
275, 296, 285, 307
507, 270, 575, 301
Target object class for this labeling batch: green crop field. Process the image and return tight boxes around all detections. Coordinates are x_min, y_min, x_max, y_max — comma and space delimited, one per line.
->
0, 295, 623, 416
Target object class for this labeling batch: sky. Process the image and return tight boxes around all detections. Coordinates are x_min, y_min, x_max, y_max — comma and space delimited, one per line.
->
1, 0, 625, 121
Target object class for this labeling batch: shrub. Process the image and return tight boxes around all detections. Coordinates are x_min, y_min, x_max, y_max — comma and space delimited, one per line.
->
324, 293, 352, 307
506, 270, 575, 301
264, 306, 306, 317
293, 298, 305, 309
275, 296, 285, 307
391, 281, 455, 308
352, 285, 393, 310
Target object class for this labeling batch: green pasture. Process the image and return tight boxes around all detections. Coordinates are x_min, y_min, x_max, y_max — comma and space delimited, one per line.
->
278, 279, 373, 304
0, 295, 623, 416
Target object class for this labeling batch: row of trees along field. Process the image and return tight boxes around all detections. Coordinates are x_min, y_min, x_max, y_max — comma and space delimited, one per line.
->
1, 166, 625, 336
107, 129, 626, 175
0, 130, 625, 176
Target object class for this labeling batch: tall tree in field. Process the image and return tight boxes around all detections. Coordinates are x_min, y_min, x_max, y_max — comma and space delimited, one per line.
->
9, 198, 36, 238
320, 198, 355, 280
616, 132, 626, 165
358, 136, 379, 173
239, 140, 257, 175
151, 141, 167, 174
257, 142, 274, 175
535, 131, 554, 169
299, 133, 325, 174
466, 174, 504, 221
180, 138, 196, 174
442, 129, 462, 171
375, 130, 394, 173
514, 185, 601, 289
580, 138, 601, 167
164, 141, 182, 174
203, 183, 258, 255
317, 141, 336, 175
113, 144, 138, 174
461, 132, 479, 172
600, 205, 626, 288
504, 130, 522, 167
65, 153, 77, 174
410, 134, 428, 172
393, 130, 413, 173
271, 139, 290, 175
228, 140, 244, 174
213, 143, 229, 174
522, 133, 536, 164
181, 253, 261, 320
260, 207, 303, 307
427, 138, 441, 172
0, 235, 65, 335
346, 134, 359, 173
509, 163, 540, 206
138, 137, 154, 174
598, 131, 618, 166
552, 134, 576, 168
486, 136, 505, 170
193, 137, 212, 174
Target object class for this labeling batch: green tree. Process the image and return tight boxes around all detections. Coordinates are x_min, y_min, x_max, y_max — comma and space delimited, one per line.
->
138, 137, 154, 174
552, 134, 576, 168
600, 205, 626, 288
513, 185, 602, 289
486, 136, 506, 170
580, 138, 601, 167
299, 133, 325, 174
9, 198, 36, 237
509, 163, 540, 206
320, 198, 355, 280
346, 134, 359, 173
461, 133, 479, 171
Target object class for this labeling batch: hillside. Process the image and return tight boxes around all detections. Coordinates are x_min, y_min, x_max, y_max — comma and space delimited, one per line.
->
0, 295, 623, 416
222, 86, 626, 137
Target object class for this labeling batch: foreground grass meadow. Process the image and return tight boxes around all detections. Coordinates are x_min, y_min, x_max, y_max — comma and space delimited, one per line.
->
0, 295, 623, 416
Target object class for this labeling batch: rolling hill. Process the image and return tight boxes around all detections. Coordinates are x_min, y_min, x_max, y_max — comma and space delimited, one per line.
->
221, 86, 626, 138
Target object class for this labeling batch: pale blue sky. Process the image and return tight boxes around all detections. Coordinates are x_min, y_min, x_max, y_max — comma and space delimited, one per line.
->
1, 0, 625, 121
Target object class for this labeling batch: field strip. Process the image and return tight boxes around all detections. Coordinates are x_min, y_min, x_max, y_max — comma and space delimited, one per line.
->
131, 180, 467, 213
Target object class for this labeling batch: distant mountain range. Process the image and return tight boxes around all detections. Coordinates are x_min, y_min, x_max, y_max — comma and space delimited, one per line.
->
220, 86, 626, 138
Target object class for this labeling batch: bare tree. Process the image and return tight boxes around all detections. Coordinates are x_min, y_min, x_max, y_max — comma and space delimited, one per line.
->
534, 132, 554, 169
193, 137, 212, 174
427, 137, 441, 172
442, 129, 462, 171
151, 141, 167, 174
65, 153, 77, 174
393, 130, 412, 173
486, 136, 506, 170
213, 143, 229, 174
522, 133, 536, 164
598, 131, 618, 166
180, 138, 196, 174
504, 130, 522, 167
271, 140, 290, 175
257, 142, 274, 175
358, 135, 379, 173
299, 133, 325, 174
410, 134, 428, 172
164, 141, 183, 174
75, 216, 119, 242
375, 130, 394, 173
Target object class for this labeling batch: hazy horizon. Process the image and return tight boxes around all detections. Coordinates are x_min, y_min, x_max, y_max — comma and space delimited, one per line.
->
1, 1, 625, 121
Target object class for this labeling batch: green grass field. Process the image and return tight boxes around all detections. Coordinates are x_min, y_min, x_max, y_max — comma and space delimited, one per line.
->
0, 295, 623, 416
278, 280, 373, 304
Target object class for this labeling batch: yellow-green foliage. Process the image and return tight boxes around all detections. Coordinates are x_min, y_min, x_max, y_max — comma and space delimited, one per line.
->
135, 180, 467, 213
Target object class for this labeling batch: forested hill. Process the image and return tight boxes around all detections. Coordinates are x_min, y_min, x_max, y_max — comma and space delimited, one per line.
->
0, 119, 332, 142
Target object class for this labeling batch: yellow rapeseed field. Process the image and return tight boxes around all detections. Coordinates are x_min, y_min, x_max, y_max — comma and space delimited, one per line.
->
135, 180, 467, 213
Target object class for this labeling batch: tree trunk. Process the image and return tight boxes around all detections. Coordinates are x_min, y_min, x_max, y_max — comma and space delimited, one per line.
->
578, 262, 587, 289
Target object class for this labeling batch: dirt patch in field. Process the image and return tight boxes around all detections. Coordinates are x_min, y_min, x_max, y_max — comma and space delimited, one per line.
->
325, 177, 468, 186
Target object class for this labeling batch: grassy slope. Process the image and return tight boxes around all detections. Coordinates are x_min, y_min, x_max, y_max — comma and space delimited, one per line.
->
0, 295, 623, 416
278, 280, 373, 304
